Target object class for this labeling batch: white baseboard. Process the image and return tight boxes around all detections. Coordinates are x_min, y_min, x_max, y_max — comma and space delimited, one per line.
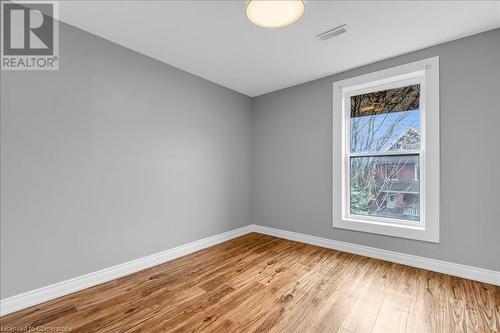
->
2, 224, 498, 316
0, 225, 253, 316
251, 224, 500, 286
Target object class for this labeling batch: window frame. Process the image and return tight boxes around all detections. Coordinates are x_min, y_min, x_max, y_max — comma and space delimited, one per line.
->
387, 194, 396, 209
332, 57, 440, 243
386, 164, 399, 181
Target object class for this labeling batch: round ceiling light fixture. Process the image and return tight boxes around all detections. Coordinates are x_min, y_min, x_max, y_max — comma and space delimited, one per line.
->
246, 0, 304, 28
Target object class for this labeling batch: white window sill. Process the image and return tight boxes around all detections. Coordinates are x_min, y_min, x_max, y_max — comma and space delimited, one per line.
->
333, 217, 439, 243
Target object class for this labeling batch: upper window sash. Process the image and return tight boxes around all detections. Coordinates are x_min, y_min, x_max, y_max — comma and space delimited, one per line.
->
343, 75, 424, 154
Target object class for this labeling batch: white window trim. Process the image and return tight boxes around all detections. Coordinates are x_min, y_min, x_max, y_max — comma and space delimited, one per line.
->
332, 57, 440, 243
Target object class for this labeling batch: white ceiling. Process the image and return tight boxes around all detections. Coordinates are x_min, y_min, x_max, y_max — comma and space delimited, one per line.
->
59, 1, 500, 97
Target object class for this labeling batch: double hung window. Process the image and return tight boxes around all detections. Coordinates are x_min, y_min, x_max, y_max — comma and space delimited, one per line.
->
332, 57, 440, 242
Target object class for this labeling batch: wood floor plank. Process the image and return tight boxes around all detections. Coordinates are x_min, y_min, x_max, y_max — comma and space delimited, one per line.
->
1, 233, 498, 333
220, 266, 309, 332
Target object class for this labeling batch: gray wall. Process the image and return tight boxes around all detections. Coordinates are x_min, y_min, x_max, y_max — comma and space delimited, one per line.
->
1, 23, 252, 298
252, 29, 500, 271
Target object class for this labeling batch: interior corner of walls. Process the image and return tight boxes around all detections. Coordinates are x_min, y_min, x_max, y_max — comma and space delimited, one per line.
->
1, 20, 255, 311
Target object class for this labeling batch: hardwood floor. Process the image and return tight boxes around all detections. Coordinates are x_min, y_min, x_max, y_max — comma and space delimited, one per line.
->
1, 233, 499, 332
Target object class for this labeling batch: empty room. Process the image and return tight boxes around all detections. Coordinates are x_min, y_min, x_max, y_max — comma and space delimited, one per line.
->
1, 0, 499, 332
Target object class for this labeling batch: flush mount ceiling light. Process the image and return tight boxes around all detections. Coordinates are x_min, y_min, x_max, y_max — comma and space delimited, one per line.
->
246, 0, 304, 28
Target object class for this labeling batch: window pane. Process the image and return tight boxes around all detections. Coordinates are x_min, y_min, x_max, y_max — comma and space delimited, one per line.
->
350, 155, 420, 221
350, 84, 420, 153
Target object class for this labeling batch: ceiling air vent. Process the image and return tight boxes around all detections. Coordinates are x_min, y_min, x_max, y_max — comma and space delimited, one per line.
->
316, 24, 349, 41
